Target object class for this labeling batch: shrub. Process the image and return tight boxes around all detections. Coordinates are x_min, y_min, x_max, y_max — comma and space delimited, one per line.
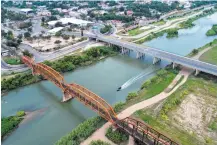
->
55, 117, 106, 145
54, 40, 62, 44
105, 127, 128, 144
126, 92, 138, 101
114, 102, 125, 112
16, 111, 25, 117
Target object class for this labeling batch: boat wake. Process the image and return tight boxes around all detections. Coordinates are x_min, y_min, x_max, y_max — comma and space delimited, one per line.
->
118, 66, 159, 91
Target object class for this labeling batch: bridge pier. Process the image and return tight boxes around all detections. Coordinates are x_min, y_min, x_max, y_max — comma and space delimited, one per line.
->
153, 57, 161, 64
172, 62, 177, 69
136, 52, 145, 59
121, 47, 130, 54
195, 69, 200, 76
62, 92, 73, 102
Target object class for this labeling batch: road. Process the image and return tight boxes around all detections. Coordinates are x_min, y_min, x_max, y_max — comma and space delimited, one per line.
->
1, 40, 95, 72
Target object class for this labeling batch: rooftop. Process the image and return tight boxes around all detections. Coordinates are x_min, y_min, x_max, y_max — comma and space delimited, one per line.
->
48, 27, 64, 34
20, 8, 33, 12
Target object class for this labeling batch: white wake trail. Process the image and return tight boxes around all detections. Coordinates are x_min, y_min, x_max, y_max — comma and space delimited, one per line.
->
120, 66, 159, 90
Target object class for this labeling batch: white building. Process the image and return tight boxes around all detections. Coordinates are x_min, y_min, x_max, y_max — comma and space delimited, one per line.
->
48, 27, 64, 35
20, 8, 33, 15
47, 17, 93, 28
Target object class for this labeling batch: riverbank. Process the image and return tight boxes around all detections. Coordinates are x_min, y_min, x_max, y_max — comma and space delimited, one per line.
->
1, 111, 25, 141
133, 73, 217, 145
69, 37, 217, 144
135, 9, 217, 44
206, 24, 217, 36
1, 46, 120, 94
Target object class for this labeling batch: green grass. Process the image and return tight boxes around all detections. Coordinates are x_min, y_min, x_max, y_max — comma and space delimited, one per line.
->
206, 24, 217, 36
208, 120, 217, 131
153, 20, 166, 26
4, 57, 23, 65
199, 46, 217, 65
134, 76, 217, 145
2, 111, 25, 140
188, 39, 217, 57
105, 126, 128, 144
114, 68, 178, 112
55, 117, 106, 145
128, 27, 151, 36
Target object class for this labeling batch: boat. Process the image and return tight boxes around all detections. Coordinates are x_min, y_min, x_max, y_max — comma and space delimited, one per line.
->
117, 87, 121, 91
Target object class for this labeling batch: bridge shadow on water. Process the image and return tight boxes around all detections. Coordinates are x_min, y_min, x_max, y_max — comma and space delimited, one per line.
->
37, 83, 88, 121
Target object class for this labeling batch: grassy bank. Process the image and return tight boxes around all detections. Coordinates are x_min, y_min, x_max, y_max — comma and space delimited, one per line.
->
199, 46, 217, 65
114, 67, 178, 113
206, 24, 217, 36
179, 9, 217, 29
55, 117, 106, 145
187, 39, 217, 57
128, 27, 151, 36
135, 28, 179, 44
3, 57, 23, 65
1, 46, 120, 94
2, 111, 25, 140
135, 9, 217, 44
134, 74, 217, 145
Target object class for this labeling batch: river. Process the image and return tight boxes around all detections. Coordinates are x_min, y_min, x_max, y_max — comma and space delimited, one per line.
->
2, 12, 217, 145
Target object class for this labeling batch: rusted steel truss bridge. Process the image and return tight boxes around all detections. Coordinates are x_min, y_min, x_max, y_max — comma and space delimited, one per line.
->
22, 56, 179, 145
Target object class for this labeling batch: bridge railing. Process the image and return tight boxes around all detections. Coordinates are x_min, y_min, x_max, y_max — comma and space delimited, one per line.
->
116, 117, 179, 145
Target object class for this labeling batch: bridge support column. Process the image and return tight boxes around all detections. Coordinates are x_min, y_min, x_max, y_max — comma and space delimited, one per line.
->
172, 62, 176, 69
96, 39, 99, 42
121, 47, 130, 55
153, 57, 161, 64
62, 92, 73, 102
195, 69, 200, 76
136, 52, 145, 59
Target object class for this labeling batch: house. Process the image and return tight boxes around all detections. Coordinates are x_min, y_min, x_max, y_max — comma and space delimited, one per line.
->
48, 27, 64, 35
127, 10, 133, 16
37, 10, 51, 16
20, 8, 33, 15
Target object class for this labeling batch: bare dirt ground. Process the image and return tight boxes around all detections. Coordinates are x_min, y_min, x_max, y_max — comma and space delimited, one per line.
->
171, 93, 217, 143
23, 37, 80, 51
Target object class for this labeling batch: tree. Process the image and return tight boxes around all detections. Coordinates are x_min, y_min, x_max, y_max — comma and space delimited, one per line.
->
119, 7, 124, 12
80, 13, 86, 20
6, 40, 19, 47
55, 31, 62, 37
28, 27, 32, 32
42, 17, 45, 23
24, 32, 31, 38
17, 39, 22, 44
22, 50, 33, 57
192, 49, 198, 55
17, 34, 23, 40
54, 40, 62, 44
62, 35, 70, 40
71, 35, 75, 40
55, 22, 63, 27
6, 31, 14, 40
1, 30, 7, 37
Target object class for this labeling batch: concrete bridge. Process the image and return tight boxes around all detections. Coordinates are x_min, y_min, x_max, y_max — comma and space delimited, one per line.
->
72, 32, 217, 76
